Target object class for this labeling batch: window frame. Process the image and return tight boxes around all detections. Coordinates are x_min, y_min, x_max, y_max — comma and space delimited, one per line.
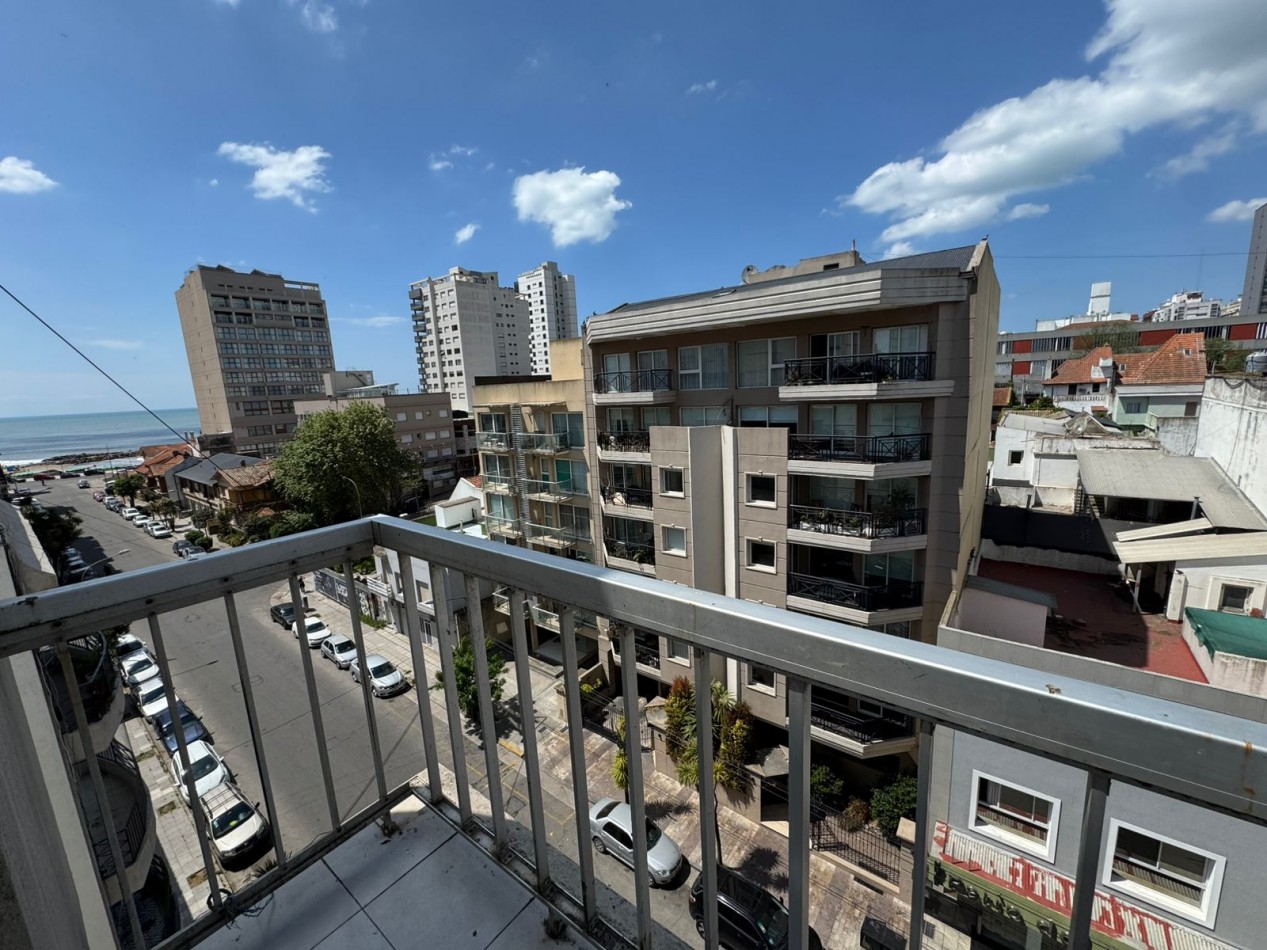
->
969, 770, 1060, 861
666, 637, 690, 665
737, 337, 796, 388
1217, 582, 1254, 614
660, 467, 685, 497
662, 525, 687, 557
678, 343, 729, 390
746, 539, 777, 573
1007, 450, 1024, 466
745, 473, 777, 507
1101, 817, 1225, 928
746, 663, 776, 693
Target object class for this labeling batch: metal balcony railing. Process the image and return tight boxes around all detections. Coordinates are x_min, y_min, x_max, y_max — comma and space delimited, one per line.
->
593, 369, 673, 395
602, 535, 656, 566
788, 505, 927, 539
482, 472, 515, 492
596, 429, 651, 454
787, 573, 923, 612
600, 485, 653, 510
516, 432, 570, 453
523, 476, 588, 499
476, 431, 512, 451
78, 740, 149, 879
6, 518, 1267, 950
525, 523, 589, 546
787, 433, 931, 464
783, 352, 934, 386
809, 699, 913, 745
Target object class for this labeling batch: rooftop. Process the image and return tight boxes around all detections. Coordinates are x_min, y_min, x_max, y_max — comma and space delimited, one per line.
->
1185, 607, 1267, 661
1118, 332, 1207, 386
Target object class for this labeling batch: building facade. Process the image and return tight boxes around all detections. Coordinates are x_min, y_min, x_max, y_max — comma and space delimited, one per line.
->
410, 267, 532, 413
517, 261, 578, 377
1242, 202, 1267, 317
175, 265, 334, 457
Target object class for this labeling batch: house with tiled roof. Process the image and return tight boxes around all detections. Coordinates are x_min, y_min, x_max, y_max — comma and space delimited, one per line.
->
1110, 333, 1207, 438
1041, 345, 1117, 412
133, 443, 194, 493
174, 453, 278, 518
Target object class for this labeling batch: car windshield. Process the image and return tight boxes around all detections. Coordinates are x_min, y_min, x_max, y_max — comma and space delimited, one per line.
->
160, 710, 198, 735
370, 661, 395, 678
139, 685, 166, 705
644, 820, 661, 848
189, 756, 219, 781
130, 658, 155, 674
336, 640, 354, 654
210, 802, 255, 838
751, 895, 789, 946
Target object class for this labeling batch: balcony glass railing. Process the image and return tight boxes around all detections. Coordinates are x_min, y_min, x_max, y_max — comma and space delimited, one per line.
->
787, 573, 923, 612
7, 518, 1267, 950
593, 369, 673, 394
603, 535, 656, 566
476, 431, 512, 450
783, 352, 934, 386
600, 485, 653, 510
522, 477, 588, 498
516, 432, 570, 453
787, 433, 931, 464
525, 523, 588, 546
788, 505, 927, 539
482, 473, 515, 492
596, 429, 651, 453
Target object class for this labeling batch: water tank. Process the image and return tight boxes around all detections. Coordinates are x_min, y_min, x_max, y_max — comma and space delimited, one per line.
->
1247, 351, 1267, 375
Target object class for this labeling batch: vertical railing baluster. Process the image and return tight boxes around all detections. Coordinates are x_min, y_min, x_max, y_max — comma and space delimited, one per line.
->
618, 624, 653, 949
146, 614, 224, 909
430, 562, 472, 825
694, 650, 719, 949
343, 560, 389, 805
398, 554, 442, 803
786, 677, 812, 950
508, 587, 551, 891
1070, 771, 1110, 950
908, 719, 936, 950
57, 644, 142, 950
463, 573, 507, 850
559, 607, 598, 928
223, 591, 286, 869
288, 575, 342, 833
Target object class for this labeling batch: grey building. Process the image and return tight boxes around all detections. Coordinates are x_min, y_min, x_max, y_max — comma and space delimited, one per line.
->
517, 261, 578, 377
1241, 201, 1267, 317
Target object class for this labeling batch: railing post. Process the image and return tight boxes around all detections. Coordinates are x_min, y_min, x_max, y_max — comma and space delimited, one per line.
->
430, 563, 473, 825
288, 575, 342, 833
559, 607, 598, 929
908, 719, 935, 950
397, 555, 442, 803
695, 651, 719, 949
508, 587, 551, 891
463, 573, 508, 852
618, 623, 653, 949
1070, 771, 1110, 950
787, 677, 812, 950
343, 560, 389, 807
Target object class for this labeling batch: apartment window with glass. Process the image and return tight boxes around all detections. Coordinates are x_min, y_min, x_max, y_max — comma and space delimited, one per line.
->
809, 404, 857, 436
746, 474, 776, 506
1103, 820, 1224, 925
662, 526, 687, 555
551, 412, 584, 447
873, 324, 928, 353
679, 343, 729, 390
738, 338, 796, 387
660, 468, 684, 495
868, 403, 921, 435
747, 664, 775, 691
746, 540, 777, 572
971, 772, 1059, 859
641, 406, 671, 429
636, 349, 669, 386
810, 331, 859, 362
681, 406, 728, 426
738, 406, 798, 429
666, 638, 690, 663
478, 412, 507, 433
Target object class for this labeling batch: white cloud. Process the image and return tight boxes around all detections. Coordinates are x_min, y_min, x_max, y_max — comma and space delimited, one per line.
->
882, 241, 916, 259
1006, 202, 1050, 221
217, 142, 331, 211
81, 339, 143, 351
208, 178, 219, 187
687, 80, 717, 95
1207, 197, 1267, 222
213, 0, 240, 6
845, 0, 1267, 244
454, 223, 479, 245
428, 158, 452, 172
513, 167, 632, 246
0, 156, 58, 194
448, 144, 477, 157
342, 316, 406, 328
1155, 123, 1239, 180
288, 0, 337, 32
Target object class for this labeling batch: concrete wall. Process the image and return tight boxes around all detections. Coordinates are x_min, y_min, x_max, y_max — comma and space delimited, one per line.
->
1155, 415, 1199, 455
1181, 614, 1267, 698
1195, 376, 1267, 516
1166, 558, 1267, 621
953, 586, 1046, 647
733, 427, 789, 609
978, 539, 1121, 575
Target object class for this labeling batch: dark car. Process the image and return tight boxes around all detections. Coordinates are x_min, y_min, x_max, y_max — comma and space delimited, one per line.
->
173, 539, 197, 557
270, 602, 301, 627
688, 867, 823, 950
154, 701, 211, 756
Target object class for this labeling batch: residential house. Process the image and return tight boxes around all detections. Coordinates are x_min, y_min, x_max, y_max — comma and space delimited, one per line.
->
173, 453, 276, 518
132, 443, 194, 495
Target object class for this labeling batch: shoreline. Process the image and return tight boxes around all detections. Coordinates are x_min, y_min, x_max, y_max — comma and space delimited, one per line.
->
4, 450, 142, 477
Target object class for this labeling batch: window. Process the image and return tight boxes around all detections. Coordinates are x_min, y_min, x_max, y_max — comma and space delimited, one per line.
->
746, 540, 776, 571
396, 412, 407, 422
746, 474, 776, 505
1008, 450, 1023, 465
666, 638, 690, 663
747, 664, 775, 690
680, 406, 728, 427
662, 526, 686, 556
868, 403, 921, 436
679, 343, 729, 390
1219, 584, 1253, 614
660, 468, 684, 495
738, 338, 796, 387
738, 405, 797, 429
1103, 819, 1224, 926
1122, 400, 1145, 414
971, 772, 1059, 860
873, 324, 928, 354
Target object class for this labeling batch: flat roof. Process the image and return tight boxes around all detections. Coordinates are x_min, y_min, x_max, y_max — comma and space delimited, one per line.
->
1114, 531, 1267, 564
1115, 518, 1212, 542
1185, 607, 1267, 661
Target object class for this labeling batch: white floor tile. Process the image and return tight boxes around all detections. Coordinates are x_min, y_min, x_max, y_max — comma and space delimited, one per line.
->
323, 805, 454, 906
313, 911, 396, 950
197, 860, 359, 950
486, 900, 581, 950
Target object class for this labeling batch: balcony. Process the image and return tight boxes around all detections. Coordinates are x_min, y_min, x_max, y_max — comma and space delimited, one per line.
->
786, 573, 923, 625
610, 625, 662, 672
523, 476, 588, 501
780, 352, 951, 401
525, 522, 589, 549
809, 691, 917, 759
599, 484, 654, 520
595, 429, 651, 461
484, 513, 523, 539
37, 634, 126, 759
592, 369, 675, 406
516, 431, 571, 454
787, 505, 928, 554
787, 433, 932, 478
481, 472, 515, 493
6, 518, 1267, 950
76, 740, 156, 904
602, 535, 656, 575
476, 431, 512, 451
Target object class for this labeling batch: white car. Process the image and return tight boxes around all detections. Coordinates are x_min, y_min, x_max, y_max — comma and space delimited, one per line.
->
200, 785, 270, 865
133, 517, 157, 532
119, 506, 140, 520
170, 740, 231, 803
350, 653, 408, 697
134, 679, 178, 721
293, 616, 331, 647
122, 652, 162, 689
114, 633, 148, 663
146, 521, 173, 539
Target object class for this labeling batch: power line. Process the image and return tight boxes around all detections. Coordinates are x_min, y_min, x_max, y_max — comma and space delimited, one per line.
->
994, 252, 1248, 260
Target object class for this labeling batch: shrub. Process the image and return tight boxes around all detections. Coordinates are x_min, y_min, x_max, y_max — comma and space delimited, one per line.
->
195, 535, 214, 552
870, 774, 918, 837
842, 797, 870, 832
810, 764, 846, 809
360, 614, 387, 630
184, 530, 203, 543
663, 677, 694, 762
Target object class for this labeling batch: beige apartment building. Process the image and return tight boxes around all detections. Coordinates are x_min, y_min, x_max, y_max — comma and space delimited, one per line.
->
584, 242, 999, 770
176, 265, 334, 456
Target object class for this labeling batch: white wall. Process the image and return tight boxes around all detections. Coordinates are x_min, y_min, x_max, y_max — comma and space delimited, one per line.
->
954, 587, 1047, 647
1166, 558, 1267, 620
1195, 377, 1267, 516
988, 425, 1035, 488
1181, 613, 1267, 698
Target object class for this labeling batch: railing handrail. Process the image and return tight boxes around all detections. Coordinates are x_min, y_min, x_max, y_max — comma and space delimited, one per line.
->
788, 504, 927, 538
600, 484, 653, 508
5, 517, 1267, 820
593, 369, 674, 394
788, 432, 931, 463
783, 351, 934, 386
596, 429, 651, 453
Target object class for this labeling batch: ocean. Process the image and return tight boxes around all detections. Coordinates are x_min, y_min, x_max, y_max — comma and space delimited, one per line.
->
0, 408, 201, 468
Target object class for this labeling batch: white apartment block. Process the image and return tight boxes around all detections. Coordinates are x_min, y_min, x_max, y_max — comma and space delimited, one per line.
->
1152, 290, 1223, 322
517, 261, 578, 376
409, 267, 532, 413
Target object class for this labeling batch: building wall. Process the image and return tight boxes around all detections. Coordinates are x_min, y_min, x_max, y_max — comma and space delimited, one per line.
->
953, 587, 1046, 646
1194, 376, 1267, 516
517, 262, 578, 377
1241, 203, 1267, 316
733, 427, 789, 609
1166, 558, 1267, 620
1180, 613, 1267, 697
1111, 387, 1201, 429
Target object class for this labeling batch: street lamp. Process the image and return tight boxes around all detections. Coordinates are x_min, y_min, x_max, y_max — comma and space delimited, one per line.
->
338, 475, 363, 520
76, 549, 129, 579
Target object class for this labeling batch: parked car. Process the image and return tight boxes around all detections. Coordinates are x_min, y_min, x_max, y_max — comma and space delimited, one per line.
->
293, 616, 331, 647
146, 522, 173, 539
114, 633, 148, 663
184, 550, 208, 562
119, 506, 140, 520
170, 739, 231, 803
688, 867, 823, 949
77, 479, 90, 489
154, 701, 211, 756
199, 784, 270, 866
588, 798, 683, 887
134, 679, 178, 722
270, 602, 299, 627
105, 497, 122, 511
320, 634, 358, 669
133, 517, 157, 532
93, 490, 105, 502
121, 652, 162, 689
350, 653, 407, 697
173, 539, 198, 557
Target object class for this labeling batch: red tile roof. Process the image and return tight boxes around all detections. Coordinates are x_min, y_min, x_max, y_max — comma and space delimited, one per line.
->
1118, 332, 1206, 386
992, 386, 1013, 409
1047, 346, 1114, 385
135, 446, 192, 477
217, 459, 274, 489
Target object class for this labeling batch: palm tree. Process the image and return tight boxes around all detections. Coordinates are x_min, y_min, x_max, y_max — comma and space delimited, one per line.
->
149, 496, 179, 530
611, 714, 631, 803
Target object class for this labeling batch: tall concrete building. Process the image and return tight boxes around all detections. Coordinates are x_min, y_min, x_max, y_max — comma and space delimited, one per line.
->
1242, 201, 1267, 317
516, 261, 578, 376
176, 265, 334, 457
410, 267, 532, 413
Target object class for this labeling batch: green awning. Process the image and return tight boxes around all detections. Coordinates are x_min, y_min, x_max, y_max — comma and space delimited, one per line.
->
1185, 607, 1267, 660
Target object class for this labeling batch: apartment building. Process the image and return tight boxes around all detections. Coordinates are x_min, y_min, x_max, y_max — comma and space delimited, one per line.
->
410, 267, 532, 413
1243, 201, 1267, 317
175, 265, 334, 456
517, 261, 578, 377
583, 241, 999, 769
472, 339, 596, 656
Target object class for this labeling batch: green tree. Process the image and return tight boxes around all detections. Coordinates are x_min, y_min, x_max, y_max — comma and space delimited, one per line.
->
432, 634, 508, 730
268, 510, 318, 538
21, 506, 83, 563
870, 774, 918, 837
190, 507, 213, 530
1204, 337, 1247, 374
149, 496, 179, 530
272, 401, 422, 526
611, 714, 631, 803
1073, 324, 1140, 354
111, 473, 145, 506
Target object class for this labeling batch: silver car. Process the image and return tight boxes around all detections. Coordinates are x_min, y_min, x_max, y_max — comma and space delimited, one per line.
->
349, 653, 407, 697
588, 798, 684, 886
320, 634, 357, 669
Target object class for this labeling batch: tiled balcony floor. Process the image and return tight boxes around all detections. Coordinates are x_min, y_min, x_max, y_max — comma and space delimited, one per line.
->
201, 796, 585, 950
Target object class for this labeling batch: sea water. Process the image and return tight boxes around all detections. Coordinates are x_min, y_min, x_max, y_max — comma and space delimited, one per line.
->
0, 408, 201, 467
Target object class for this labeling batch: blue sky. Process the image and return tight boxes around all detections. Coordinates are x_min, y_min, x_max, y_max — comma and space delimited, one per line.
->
3, 0, 1266, 417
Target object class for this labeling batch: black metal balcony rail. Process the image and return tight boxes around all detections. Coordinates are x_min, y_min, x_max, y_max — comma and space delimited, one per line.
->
609, 625, 662, 671
593, 369, 674, 395
596, 429, 651, 453
782, 351, 935, 386
38, 634, 118, 731
787, 433, 931, 464
786, 573, 923, 612
809, 700, 913, 744
600, 485, 654, 510
80, 740, 148, 878
788, 505, 927, 539
602, 534, 656, 566
6, 519, 1267, 950
476, 431, 512, 450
